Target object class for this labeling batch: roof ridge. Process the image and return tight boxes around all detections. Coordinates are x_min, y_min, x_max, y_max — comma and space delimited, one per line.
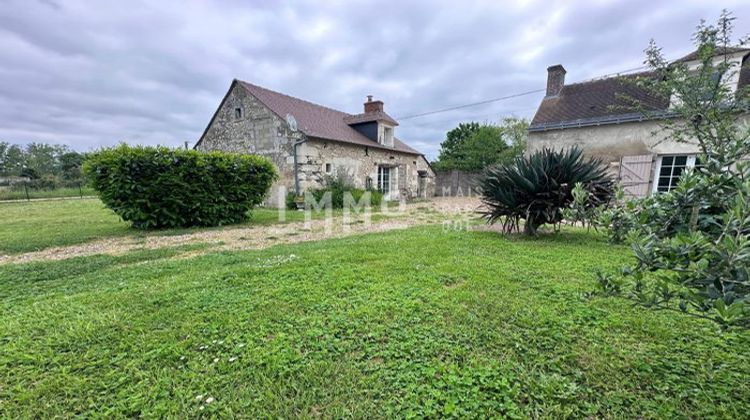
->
562, 70, 656, 89
236, 79, 355, 117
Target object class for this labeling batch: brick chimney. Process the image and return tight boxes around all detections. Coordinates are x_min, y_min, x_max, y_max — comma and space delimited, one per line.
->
546, 65, 566, 97
364, 95, 384, 113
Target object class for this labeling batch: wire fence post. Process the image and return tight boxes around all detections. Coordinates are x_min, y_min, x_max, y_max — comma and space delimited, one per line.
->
79, 183, 83, 199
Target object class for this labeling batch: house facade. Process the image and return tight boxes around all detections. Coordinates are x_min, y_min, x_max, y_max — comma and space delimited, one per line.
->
195, 80, 435, 207
528, 48, 750, 197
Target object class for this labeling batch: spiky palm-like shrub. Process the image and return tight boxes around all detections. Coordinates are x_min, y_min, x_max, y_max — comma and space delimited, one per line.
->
480, 147, 614, 234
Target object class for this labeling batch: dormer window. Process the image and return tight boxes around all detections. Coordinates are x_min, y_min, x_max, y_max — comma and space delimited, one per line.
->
381, 125, 394, 147
344, 96, 400, 144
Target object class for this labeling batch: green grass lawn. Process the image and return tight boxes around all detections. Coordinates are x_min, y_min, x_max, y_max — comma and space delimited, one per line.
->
1, 226, 747, 418
0, 186, 97, 201
0, 199, 363, 254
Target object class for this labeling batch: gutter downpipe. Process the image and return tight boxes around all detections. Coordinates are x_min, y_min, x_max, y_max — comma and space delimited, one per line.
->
293, 134, 307, 196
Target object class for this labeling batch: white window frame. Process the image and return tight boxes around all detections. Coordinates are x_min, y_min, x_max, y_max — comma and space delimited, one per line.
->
377, 166, 390, 194
380, 125, 394, 147
652, 154, 698, 194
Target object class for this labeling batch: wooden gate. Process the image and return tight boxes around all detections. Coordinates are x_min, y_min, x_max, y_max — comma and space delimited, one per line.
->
618, 155, 653, 198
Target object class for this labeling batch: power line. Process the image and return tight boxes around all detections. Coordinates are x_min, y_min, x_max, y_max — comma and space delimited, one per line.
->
396, 89, 545, 120
395, 60, 661, 122
406, 107, 539, 127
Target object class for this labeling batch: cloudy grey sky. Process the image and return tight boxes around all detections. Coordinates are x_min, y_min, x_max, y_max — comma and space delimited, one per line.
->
1, 0, 748, 159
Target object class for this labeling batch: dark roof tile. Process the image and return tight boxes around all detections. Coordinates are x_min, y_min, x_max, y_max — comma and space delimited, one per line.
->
531, 71, 669, 126
531, 48, 750, 130
238, 81, 420, 155
343, 111, 399, 126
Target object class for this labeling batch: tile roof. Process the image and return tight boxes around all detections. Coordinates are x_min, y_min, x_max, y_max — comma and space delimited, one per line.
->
343, 110, 399, 126
530, 49, 750, 131
530, 71, 669, 128
237, 80, 420, 155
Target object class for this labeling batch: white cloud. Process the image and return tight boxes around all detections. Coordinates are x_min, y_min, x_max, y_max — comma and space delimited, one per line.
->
0, 0, 748, 160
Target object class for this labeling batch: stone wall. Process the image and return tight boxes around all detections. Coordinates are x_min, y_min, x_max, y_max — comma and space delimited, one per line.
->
195, 82, 303, 206
434, 170, 483, 197
195, 81, 435, 206
298, 139, 435, 199
527, 120, 701, 165
527, 115, 749, 195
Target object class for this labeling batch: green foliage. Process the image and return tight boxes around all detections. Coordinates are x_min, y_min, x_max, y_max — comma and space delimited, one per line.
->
0, 142, 88, 196
596, 11, 750, 328
433, 118, 528, 171
0, 198, 378, 254
83, 144, 277, 229
593, 186, 638, 243
285, 190, 298, 210
0, 142, 85, 179
308, 173, 383, 209
562, 182, 601, 230
433, 122, 481, 170
2, 226, 749, 417
480, 147, 614, 235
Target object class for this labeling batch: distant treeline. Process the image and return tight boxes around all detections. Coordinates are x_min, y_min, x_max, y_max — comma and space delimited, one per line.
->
0, 142, 86, 188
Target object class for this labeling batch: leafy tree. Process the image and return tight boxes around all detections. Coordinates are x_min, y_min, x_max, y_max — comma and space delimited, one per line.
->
60, 151, 85, 181
596, 10, 750, 328
457, 125, 509, 170
0, 142, 86, 185
434, 122, 481, 170
0, 142, 25, 176
496, 117, 529, 165
24, 143, 66, 177
434, 118, 529, 171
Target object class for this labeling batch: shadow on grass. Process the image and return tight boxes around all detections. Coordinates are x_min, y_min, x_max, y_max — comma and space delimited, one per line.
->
0, 243, 211, 289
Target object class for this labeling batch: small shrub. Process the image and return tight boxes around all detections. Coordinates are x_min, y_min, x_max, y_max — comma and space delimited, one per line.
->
480, 147, 614, 234
286, 191, 298, 210
83, 144, 277, 229
562, 182, 602, 230
593, 186, 638, 243
592, 13, 750, 329
308, 174, 383, 209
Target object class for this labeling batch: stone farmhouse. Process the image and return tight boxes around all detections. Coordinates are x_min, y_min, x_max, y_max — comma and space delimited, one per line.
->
528, 47, 750, 197
194, 80, 435, 207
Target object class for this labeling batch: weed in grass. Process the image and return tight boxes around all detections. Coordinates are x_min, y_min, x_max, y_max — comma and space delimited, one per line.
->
0, 226, 748, 417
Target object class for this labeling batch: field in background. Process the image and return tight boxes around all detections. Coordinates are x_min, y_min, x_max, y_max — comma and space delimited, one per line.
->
0, 198, 404, 255
0, 185, 97, 201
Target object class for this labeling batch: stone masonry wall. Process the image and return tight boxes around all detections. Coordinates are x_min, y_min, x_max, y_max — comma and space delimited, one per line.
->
527, 120, 700, 165
434, 170, 483, 197
196, 82, 435, 206
527, 115, 748, 194
298, 139, 435, 200
195, 82, 303, 206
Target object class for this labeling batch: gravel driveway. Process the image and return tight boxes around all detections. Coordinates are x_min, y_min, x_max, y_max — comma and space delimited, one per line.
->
0, 197, 483, 265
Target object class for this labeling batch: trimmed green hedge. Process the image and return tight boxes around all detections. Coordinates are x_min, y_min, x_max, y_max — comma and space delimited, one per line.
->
83, 145, 277, 228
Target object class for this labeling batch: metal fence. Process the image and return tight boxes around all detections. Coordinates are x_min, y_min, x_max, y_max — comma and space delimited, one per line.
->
0, 181, 95, 202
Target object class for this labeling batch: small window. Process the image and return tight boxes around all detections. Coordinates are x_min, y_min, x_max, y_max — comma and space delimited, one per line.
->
382, 126, 394, 147
654, 154, 697, 193
325, 163, 332, 174
234, 107, 243, 119
378, 166, 391, 193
